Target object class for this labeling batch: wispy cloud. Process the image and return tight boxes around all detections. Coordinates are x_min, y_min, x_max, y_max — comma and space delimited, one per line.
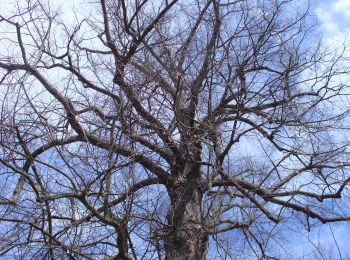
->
332, 0, 350, 20
315, 0, 350, 47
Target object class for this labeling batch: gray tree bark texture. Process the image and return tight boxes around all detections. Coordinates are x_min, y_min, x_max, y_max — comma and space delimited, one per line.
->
165, 176, 208, 259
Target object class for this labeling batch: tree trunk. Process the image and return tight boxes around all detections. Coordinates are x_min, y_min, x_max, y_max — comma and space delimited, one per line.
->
164, 172, 208, 260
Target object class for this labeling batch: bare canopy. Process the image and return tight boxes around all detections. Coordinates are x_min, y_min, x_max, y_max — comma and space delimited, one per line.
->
1, 0, 350, 259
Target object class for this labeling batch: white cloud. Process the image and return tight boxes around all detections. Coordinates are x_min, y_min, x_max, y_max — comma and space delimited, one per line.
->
332, 0, 350, 21
315, 1, 350, 49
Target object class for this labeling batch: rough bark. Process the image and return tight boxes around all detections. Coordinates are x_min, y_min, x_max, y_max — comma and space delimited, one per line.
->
164, 166, 208, 260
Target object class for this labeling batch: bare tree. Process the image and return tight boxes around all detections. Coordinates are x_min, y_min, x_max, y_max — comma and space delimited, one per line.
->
1, 0, 350, 259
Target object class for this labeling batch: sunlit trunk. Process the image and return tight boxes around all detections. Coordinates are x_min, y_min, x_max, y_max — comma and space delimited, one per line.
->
164, 167, 208, 260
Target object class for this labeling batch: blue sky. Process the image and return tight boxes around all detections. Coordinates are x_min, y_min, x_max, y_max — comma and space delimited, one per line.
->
287, 1, 350, 258
1, 0, 350, 258
315, 0, 350, 46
